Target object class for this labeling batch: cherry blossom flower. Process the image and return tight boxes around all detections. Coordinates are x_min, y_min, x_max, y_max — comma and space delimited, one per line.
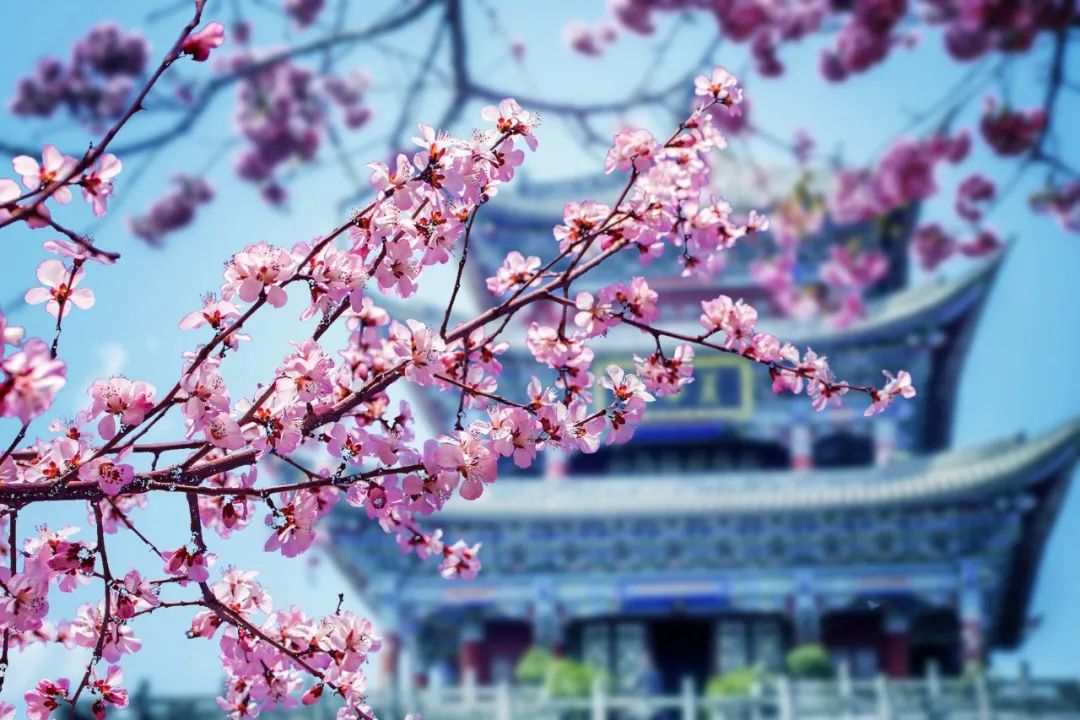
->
439, 539, 482, 580
866, 370, 918, 416
486, 250, 540, 296
179, 294, 242, 331
25, 678, 70, 720
89, 664, 129, 719
700, 295, 758, 350
958, 229, 1003, 258
264, 491, 325, 557
389, 319, 446, 387
635, 345, 695, 397
182, 21, 225, 62
0, 338, 66, 423
912, 223, 956, 272
115, 570, 160, 620
24, 259, 95, 318
955, 174, 996, 223
0, 567, 49, 631
980, 98, 1045, 157
12, 145, 77, 201
222, 242, 295, 307
163, 545, 215, 583
0, 309, 23, 346
86, 376, 156, 440
480, 98, 540, 150
1031, 181, 1080, 232
80, 153, 122, 216
605, 128, 659, 174
77, 454, 135, 495
203, 412, 244, 450
694, 66, 742, 107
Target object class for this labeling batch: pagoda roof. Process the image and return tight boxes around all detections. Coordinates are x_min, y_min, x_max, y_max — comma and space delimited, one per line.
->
432, 418, 1080, 519
568, 252, 1003, 352
392, 252, 1000, 352
760, 252, 1003, 347
487, 157, 806, 225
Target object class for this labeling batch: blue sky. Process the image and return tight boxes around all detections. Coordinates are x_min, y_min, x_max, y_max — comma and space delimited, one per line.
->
0, 0, 1078, 701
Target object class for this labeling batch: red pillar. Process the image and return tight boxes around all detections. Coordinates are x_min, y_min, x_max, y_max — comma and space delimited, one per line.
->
459, 621, 484, 683
791, 425, 813, 471
960, 562, 985, 670
380, 632, 400, 689
881, 617, 909, 678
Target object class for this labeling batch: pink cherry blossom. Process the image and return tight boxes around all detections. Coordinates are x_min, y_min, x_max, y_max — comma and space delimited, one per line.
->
179, 294, 242, 331
12, 144, 77, 202
264, 490, 327, 557
80, 153, 122, 216
980, 98, 1045, 157
634, 344, 695, 397
203, 411, 244, 450
605, 128, 659, 174
486, 250, 540, 296
439, 540, 482, 580
0, 567, 49, 631
480, 98, 540, 151
89, 664, 129, 719
222, 242, 295, 307
163, 544, 215, 583
389, 319, 446, 387
0, 338, 66, 423
955, 174, 996, 223
694, 66, 742, 107
77, 454, 135, 495
183, 21, 225, 62
24, 259, 95, 318
700, 295, 758, 350
912, 223, 956, 272
25, 678, 70, 720
86, 376, 156, 440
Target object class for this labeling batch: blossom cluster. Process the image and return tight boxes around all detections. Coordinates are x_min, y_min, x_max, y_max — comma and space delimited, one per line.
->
225, 49, 372, 204
0, 144, 122, 226
567, 1, 1074, 81
128, 174, 214, 247
0, 57, 917, 719
10, 23, 149, 122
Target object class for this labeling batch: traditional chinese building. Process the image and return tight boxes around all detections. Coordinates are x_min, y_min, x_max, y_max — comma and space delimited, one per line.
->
326, 172, 1080, 698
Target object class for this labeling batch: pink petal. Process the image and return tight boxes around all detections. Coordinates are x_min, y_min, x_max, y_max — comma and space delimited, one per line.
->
42, 145, 63, 173
178, 311, 206, 330
12, 156, 39, 179
99, 154, 122, 181
0, 178, 19, 203
69, 288, 95, 309
24, 287, 50, 305
36, 259, 67, 287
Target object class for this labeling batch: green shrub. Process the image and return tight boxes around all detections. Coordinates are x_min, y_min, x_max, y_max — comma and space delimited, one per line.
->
546, 658, 602, 698
785, 644, 833, 678
514, 647, 553, 684
513, 647, 605, 697
706, 667, 762, 697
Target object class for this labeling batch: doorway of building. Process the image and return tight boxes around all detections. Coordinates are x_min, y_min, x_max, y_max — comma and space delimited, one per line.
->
649, 619, 713, 693
909, 610, 960, 675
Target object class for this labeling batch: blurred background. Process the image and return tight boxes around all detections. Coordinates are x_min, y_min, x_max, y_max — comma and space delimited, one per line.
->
1, 1, 1079, 717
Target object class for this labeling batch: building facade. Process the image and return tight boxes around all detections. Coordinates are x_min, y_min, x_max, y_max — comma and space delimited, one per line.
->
326, 173, 1080, 697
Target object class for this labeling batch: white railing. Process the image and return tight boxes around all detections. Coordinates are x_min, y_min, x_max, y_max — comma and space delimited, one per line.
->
380, 665, 1080, 720
109, 665, 1080, 719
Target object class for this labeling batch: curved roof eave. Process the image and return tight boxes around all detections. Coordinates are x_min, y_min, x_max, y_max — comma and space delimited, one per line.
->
431, 418, 1080, 519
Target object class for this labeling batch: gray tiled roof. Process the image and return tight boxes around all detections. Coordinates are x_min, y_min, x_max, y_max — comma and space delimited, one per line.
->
432, 418, 1080, 519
